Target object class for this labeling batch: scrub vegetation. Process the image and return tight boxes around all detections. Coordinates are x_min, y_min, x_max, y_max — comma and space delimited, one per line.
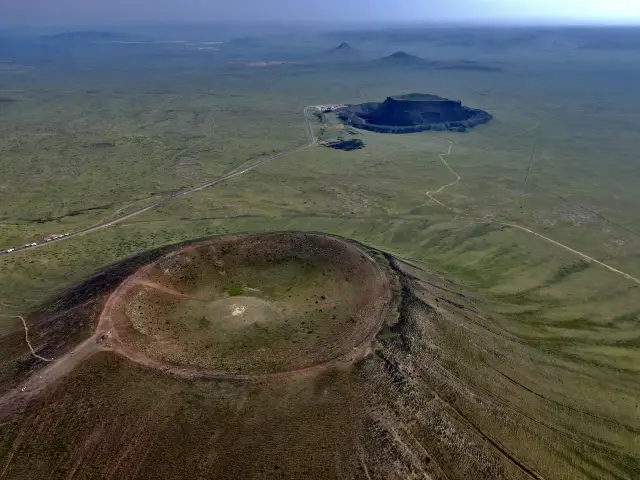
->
0, 26, 639, 479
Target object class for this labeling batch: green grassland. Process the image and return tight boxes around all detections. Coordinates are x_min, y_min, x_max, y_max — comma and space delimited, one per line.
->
0, 27, 639, 478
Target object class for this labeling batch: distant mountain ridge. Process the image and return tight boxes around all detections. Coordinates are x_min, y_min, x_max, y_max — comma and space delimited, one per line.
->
371, 51, 501, 72
333, 42, 355, 52
41, 31, 127, 42
377, 51, 429, 65
315, 42, 365, 62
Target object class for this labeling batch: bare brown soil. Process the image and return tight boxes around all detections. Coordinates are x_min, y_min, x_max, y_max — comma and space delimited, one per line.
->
107, 232, 391, 376
0, 248, 558, 480
130, 279, 210, 301
0, 232, 392, 419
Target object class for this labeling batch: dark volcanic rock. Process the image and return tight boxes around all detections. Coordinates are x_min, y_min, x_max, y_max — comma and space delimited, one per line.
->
369, 94, 470, 126
338, 93, 491, 134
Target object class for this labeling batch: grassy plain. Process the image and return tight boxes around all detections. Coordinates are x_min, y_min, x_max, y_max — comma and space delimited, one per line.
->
0, 26, 639, 479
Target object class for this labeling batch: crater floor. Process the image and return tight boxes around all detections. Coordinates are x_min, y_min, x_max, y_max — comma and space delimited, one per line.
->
107, 232, 390, 375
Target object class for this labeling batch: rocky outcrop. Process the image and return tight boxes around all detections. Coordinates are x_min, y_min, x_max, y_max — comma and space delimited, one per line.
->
338, 93, 491, 134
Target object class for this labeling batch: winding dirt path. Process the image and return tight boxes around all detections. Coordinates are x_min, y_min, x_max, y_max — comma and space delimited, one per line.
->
0, 329, 105, 421
132, 279, 210, 301
0, 314, 52, 363
425, 135, 640, 285
426, 139, 459, 196
16, 316, 53, 363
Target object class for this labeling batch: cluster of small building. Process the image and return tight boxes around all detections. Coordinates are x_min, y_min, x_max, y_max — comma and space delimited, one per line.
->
316, 104, 346, 113
44, 232, 70, 242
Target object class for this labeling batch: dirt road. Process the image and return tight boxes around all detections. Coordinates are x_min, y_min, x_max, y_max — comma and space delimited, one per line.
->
0, 107, 318, 258
425, 136, 640, 285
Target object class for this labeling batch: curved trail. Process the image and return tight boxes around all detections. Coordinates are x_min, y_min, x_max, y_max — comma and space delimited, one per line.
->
132, 279, 210, 301
0, 329, 105, 421
514, 121, 541, 136
425, 136, 640, 285
16, 316, 53, 363
0, 107, 317, 258
426, 140, 458, 196
0, 315, 52, 363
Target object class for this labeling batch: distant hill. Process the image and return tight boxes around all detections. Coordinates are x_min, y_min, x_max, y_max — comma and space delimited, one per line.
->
329, 42, 357, 54
372, 52, 500, 72
375, 51, 432, 66
316, 42, 365, 62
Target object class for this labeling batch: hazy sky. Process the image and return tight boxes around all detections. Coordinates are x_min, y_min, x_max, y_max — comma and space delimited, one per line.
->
3, 0, 640, 26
